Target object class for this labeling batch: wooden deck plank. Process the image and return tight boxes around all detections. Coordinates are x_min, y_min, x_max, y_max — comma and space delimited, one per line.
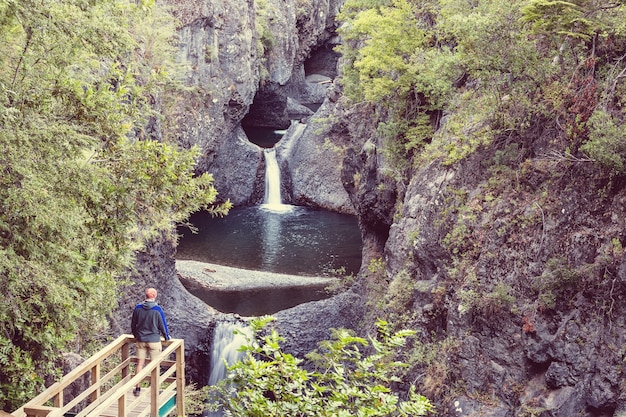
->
98, 388, 177, 417
98, 387, 148, 417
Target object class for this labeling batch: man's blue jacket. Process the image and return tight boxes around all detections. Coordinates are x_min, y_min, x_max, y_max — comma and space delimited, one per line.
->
131, 300, 170, 342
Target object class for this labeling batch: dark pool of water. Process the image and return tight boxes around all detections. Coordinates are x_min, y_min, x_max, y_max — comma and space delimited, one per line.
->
242, 127, 284, 148
176, 206, 363, 276
185, 284, 331, 316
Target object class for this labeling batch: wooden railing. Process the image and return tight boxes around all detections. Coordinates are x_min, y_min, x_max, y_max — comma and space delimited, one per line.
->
11, 335, 185, 417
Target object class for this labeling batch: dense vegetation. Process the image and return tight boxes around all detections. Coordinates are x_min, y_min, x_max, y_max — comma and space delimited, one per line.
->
0, 0, 229, 410
209, 317, 432, 417
337, 0, 626, 173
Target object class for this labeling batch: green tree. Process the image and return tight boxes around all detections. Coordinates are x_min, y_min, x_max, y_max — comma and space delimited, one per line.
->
337, 0, 626, 170
0, 0, 229, 410
522, 0, 626, 152
211, 317, 432, 417
521, 0, 626, 42
337, 0, 460, 167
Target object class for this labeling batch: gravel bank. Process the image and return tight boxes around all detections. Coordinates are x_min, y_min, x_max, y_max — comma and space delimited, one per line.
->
176, 259, 336, 290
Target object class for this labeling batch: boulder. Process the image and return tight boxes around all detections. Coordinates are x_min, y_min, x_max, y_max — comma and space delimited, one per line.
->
278, 102, 356, 214
209, 126, 264, 205
274, 290, 366, 358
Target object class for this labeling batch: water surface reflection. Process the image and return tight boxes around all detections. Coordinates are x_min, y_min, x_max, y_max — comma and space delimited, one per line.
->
177, 206, 362, 276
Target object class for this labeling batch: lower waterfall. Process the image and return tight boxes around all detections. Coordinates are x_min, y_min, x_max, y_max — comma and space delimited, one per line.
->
208, 321, 251, 416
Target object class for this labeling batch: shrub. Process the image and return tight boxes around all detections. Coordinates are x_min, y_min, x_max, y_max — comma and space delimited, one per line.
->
580, 109, 626, 173
210, 316, 433, 417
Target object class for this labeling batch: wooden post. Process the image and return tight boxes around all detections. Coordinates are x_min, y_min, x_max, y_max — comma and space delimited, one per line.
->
150, 367, 158, 417
176, 342, 185, 417
52, 392, 62, 408
117, 394, 126, 417
90, 363, 100, 402
121, 340, 130, 379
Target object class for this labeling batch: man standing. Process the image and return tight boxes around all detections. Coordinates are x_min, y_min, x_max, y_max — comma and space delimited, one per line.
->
131, 287, 171, 396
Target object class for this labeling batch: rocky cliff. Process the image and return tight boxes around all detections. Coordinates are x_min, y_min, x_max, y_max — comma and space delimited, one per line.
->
124, 0, 626, 416
165, 0, 347, 209
114, 0, 353, 388
413, 159, 626, 417
336, 111, 626, 416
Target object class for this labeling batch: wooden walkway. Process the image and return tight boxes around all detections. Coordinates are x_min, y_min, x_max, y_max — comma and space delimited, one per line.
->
11, 335, 185, 417
97, 387, 174, 417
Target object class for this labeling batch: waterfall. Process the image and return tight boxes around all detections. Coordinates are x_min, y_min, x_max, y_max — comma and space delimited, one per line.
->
261, 148, 292, 212
208, 321, 251, 417
208, 322, 250, 385
263, 148, 282, 206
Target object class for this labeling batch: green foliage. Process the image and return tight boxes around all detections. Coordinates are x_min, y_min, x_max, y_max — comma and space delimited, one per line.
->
580, 109, 626, 172
368, 257, 386, 274
0, 0, 230, 410
324, 266, 358, 293
337, 0, 626, 171
521, 0, 626, 43
521, 0, 593, 41
458, 280, 516, 317
611, 237, 624, 257
378, 112, 434, 168
360, 257, 390, 316
337, 0, 460, 168
0, 338, 41, 410
532, 257, 583, 309
424, 92, 496, 165
339, 0, 457, 105
338, 0, 544, 166
380, 270, 417, 321
439, 0, 534, 78
434, 0, 555, 150
181, 383, 212, 417
211, 317, 433, 417
321, 137, 346, 156
254, 0, 277, 57
520, 1, 626, 152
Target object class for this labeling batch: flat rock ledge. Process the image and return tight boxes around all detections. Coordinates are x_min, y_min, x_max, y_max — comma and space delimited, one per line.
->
176, 259, 337, 291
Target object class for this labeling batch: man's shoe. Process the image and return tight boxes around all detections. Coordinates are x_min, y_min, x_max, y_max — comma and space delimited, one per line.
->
133, 387, 141, 396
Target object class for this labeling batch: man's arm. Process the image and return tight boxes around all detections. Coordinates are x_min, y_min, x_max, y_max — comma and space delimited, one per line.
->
155, 306, 170, 340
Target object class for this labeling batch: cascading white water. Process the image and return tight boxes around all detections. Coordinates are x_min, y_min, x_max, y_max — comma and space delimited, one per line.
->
261, 148, 292, 212
208, 321, 251, 417
263, 148, 282, 206
208, 322, 250, 385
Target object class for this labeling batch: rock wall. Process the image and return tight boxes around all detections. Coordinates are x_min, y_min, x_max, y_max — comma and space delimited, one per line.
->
112, 0, 353, 388
165, 0, 348, 210
168, 0, 259, 170
358, 122, 626, 416
208, 126, 264, 206
277, 97, 355, 214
